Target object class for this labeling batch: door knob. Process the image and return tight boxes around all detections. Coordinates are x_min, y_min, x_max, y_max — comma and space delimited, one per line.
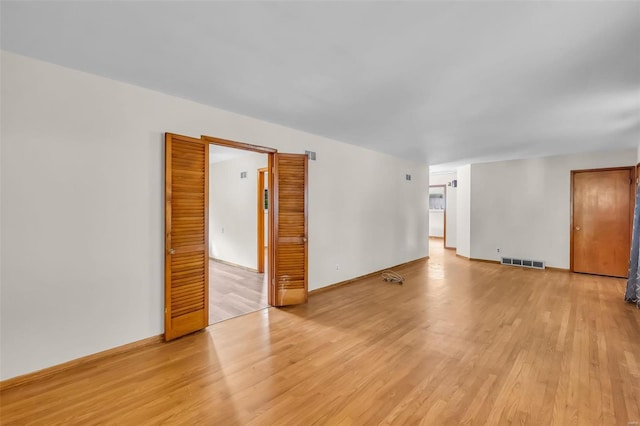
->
168, 248, 176, 254
575, 226, 581, 231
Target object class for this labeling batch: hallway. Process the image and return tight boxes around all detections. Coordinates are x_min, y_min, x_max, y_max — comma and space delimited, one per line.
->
209, 259, 268, 324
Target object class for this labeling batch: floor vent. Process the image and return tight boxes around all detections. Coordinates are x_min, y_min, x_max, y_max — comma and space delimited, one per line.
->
501, 257, 545, 270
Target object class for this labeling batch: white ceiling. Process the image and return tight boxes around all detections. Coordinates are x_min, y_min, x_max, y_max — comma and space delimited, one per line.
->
2, 1, 639, 166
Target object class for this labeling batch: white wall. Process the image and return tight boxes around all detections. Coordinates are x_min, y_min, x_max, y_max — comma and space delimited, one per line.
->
0, 51, 429, 380
428, 186, 445, 238
430, 171, 457, 248
429, 172, 455, 186
209, 153, 267, 269
445, 184, 457, 249
456, 165, 471, 258
428, 211, 444, 237
469, 150, 635, 267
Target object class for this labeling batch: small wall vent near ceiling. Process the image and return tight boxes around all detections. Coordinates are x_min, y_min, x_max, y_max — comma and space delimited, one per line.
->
501, 257, 545, 270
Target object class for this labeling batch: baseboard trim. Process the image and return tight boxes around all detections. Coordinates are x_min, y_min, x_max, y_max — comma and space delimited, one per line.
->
0, 334, 164, 392
210, 257, 259, 273
309, 256, 429, 296
459, 256, 570, 271
444, 246, 456, 250
546, 266, 570, 272
456, 255, 501, 265
470, 258, 501, 264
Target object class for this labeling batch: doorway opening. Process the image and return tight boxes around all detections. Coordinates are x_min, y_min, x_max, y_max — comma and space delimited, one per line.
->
570, 166, 635, 278
165, 132, 309, 341
429, 185, 446, 246
208, 145, 269, 324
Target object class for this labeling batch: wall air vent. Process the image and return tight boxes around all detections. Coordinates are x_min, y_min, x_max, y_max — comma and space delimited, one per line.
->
501, 257, 545, 270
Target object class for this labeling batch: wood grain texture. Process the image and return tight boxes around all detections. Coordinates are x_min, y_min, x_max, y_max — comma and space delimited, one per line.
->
165, 133, 209, 341
0, 335, 163, 392
308, 256, 428, 296
257, 168, 267, 274
571, 167, 633, 277
209, 258, 268, 324
271, 153, 308, 306
2, 242, 639, 424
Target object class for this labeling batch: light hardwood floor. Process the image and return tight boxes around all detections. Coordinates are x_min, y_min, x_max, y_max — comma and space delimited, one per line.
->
2, 242, 639, 424
209, 258, 268, 324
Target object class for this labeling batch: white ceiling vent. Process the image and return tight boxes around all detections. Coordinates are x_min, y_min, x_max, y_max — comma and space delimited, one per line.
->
501, 257, 545, 270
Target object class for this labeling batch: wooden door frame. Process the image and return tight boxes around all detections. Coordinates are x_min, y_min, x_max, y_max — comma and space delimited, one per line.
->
201, 134, 276, 302
257, 167, 268, 273
429, 184, 447, 244
569, 166, 635, 273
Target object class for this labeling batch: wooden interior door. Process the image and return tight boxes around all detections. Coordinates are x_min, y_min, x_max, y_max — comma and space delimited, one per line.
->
257, 168, 268, 274
270, 154, 308, 306
572, 167, 634, 277
165, 133, 209, 341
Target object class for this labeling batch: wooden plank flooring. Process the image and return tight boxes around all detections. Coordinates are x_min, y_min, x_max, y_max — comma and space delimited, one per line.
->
2, 242, 639, 424
209, 259, 268, 324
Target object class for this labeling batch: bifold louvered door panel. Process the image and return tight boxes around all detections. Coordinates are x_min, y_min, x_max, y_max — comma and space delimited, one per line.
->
165, 133, 209, 341
271, 154, 308, 306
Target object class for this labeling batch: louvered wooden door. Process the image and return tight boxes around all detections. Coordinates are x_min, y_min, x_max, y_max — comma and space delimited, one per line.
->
271, 154, 308, 306
165, 133, 209, 341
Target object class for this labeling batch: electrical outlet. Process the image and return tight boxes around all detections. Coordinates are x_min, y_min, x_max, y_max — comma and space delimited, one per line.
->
336, 264, 340, 270
497, 248, 500, 253
221, 228, 224, 234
